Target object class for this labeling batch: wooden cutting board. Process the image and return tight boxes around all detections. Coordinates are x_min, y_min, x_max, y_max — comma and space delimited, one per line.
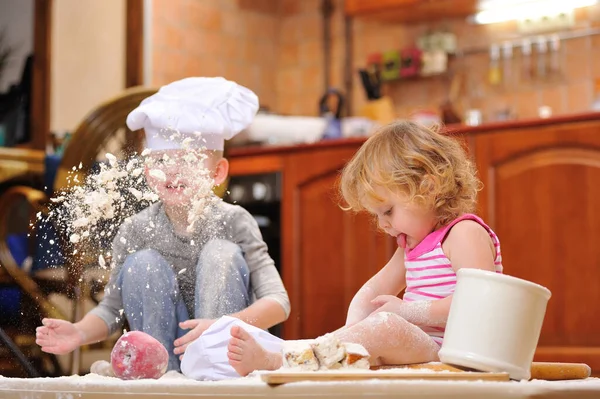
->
261, 362, 591, 385
261, 369, 510, 385
375, 361, 592, 381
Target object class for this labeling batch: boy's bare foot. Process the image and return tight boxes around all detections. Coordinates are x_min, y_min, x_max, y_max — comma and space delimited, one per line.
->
227, 325, 282, 376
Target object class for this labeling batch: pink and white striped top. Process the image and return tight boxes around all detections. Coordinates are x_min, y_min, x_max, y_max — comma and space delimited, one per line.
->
402, 213, 503, 346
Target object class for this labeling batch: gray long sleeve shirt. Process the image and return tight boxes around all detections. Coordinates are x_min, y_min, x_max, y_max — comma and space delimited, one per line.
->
89, 200, 290, 335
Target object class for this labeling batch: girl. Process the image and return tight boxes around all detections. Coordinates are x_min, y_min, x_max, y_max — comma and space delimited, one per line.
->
226, 120, 503, 375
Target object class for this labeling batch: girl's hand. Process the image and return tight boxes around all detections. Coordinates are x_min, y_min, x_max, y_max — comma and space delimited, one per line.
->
36, 318, 84, 354
174, 319, 216, 357
372, 296, 440, 326
370, 295, 405, 315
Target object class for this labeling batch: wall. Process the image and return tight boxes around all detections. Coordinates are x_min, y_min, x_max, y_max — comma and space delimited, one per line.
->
286, 1, 600, 121
149, 0, 336, 116
149, 1, 600, 122
51, 0, 126, 132
0, 0, 34, 92
271, 0, 333, 116
150, 0, 280, 111
349, 5, 600, 122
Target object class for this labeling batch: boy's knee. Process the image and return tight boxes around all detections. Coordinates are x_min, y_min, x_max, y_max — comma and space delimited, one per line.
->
123, 249, 169, 275
199, 239, 246, 271
126, 248, 160, 263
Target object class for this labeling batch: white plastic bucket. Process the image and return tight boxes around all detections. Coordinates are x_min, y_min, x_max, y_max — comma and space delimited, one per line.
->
438, 269, 551, 380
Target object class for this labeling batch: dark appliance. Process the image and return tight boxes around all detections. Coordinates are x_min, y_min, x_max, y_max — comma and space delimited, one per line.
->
223, 172, 283, 337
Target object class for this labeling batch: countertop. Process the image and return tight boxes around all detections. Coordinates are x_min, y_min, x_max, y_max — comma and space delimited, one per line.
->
227, 111, 600, 158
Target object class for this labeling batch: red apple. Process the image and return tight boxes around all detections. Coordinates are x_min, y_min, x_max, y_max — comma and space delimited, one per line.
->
110, 331, 169, 380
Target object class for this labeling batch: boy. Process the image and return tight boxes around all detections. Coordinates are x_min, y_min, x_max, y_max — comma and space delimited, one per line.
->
35, 77, 290, 373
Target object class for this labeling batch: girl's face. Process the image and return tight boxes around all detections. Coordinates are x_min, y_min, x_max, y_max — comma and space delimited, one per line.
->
144, 149, 216, 207
365, 186, 437, 251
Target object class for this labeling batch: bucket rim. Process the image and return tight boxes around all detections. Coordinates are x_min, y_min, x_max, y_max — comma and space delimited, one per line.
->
457, 268, 552, 299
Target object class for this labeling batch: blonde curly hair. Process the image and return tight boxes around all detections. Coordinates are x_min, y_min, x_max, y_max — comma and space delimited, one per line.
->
339, 120, 482, 228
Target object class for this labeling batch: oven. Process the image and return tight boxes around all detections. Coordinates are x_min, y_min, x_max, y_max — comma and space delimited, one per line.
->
223, 172, 282, 337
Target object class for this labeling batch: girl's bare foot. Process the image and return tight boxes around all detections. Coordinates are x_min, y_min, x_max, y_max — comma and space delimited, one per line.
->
227, 325, 283, 376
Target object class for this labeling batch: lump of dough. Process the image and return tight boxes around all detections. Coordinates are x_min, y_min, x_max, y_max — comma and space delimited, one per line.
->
282, 340, 319, 371
341, 342, 370, 369
311, 333, 346, 370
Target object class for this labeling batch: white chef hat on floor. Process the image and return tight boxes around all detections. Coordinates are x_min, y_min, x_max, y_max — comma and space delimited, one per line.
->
180, 316, 283, 381
126, 77, 259, 151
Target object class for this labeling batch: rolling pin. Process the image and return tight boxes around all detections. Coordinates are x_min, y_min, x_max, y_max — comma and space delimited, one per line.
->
375, 362, 592, 381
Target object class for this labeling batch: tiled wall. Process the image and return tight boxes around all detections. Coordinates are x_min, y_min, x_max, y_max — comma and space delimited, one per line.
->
350, 5, 600, 122
275, 0, 331, 116
150, 0, 341, 116
151, 0, 279, 110
151, 0, 600, 122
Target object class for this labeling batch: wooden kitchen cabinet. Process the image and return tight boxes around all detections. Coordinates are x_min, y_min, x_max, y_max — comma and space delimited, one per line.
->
463, 115, 600, 372
345, 0, 418, 15
280, 145, 396, 340
345, 0, 477, 24
228, 112, 600, 371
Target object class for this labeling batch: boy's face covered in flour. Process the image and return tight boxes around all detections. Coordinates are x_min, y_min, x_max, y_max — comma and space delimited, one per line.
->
144, 147, 224, 233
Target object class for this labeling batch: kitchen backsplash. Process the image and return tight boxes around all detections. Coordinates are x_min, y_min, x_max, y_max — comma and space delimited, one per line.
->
151, 0, 600, 122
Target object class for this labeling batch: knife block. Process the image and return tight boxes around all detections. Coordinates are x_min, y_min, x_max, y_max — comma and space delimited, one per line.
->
358, 96, 396, 125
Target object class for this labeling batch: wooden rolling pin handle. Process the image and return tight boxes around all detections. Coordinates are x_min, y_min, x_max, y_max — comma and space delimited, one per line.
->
530, 362, 591, 381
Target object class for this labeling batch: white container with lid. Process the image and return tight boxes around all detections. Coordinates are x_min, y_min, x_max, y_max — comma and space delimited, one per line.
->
438, 269, 551, 380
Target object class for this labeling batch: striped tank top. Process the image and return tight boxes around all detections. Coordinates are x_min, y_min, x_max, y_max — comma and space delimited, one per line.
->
402, 213, 503, 345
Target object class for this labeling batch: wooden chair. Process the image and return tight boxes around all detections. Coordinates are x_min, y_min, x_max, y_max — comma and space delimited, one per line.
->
0, 86, 158, 376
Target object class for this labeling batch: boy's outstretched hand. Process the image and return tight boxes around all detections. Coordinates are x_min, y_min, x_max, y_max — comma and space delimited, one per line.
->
174, 318, 216, 358
36, 318, 84, 354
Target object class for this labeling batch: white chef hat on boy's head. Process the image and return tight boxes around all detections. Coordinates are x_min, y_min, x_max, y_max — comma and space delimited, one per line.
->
126, 76, 259, 151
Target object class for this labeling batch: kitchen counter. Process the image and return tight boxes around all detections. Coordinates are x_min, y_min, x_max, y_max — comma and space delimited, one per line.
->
227, 111, 600, 158
444, 111, 600, 135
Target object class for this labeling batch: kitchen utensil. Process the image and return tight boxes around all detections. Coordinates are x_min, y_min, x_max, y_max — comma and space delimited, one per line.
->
261, 369, 509, 385
265, 361, 591, 386
375, 361, 591, 381
368, 66, 382, 99
440, 70, 463, 124
549, 34, 561, 77
438, 269, 551, 381
358, 69, 380, 100
319, 88, 344, 118
502, 41, 513, 89
521, 38, 533, 82
488, 44, 501, 86
536, 36, 548, 79
319, 88, 344, 140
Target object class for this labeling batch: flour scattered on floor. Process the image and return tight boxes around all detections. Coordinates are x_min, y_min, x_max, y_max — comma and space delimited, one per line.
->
38, 142, 222, 271
1, 372, 599, 394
